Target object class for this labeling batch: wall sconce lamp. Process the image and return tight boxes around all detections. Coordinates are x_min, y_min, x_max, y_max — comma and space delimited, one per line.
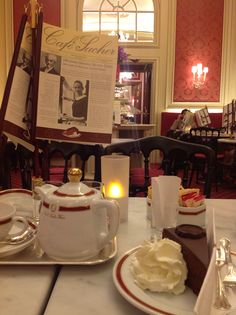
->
191, 63, 208, 88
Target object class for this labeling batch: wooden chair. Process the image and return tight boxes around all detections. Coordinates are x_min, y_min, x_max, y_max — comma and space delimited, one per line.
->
0, 136, 18, 189
16, 141, 103, 189
187, 127, 224, 187
105, 136, 215, 198
17, 144, 43, 190
41, 141, 103, 183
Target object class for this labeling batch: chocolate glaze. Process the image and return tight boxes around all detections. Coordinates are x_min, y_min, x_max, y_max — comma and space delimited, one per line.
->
163, 226, 209, 295
175, 224, 206, 239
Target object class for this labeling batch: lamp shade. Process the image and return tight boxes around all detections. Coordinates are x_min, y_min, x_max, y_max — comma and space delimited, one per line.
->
101, 155, 130, 222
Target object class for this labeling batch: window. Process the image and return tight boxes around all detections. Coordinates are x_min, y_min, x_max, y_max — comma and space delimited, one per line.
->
83, 0, 155, 43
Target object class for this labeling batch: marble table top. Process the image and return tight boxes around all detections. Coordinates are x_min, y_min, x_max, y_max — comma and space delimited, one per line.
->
0, 264, 58, 315
218, 138, 236, 144
43, 198, 236, 315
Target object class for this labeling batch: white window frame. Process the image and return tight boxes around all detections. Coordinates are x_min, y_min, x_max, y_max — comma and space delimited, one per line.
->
61, 0, 160, 48
82, 0, 155, 44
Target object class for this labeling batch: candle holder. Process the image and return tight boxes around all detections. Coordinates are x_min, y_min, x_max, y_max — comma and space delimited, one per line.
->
101, 155, 130, 222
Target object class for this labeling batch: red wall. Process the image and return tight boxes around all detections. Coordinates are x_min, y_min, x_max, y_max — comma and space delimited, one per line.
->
173, 0, 224, 102
13, 0, 60, 41
13, 0, 224, 104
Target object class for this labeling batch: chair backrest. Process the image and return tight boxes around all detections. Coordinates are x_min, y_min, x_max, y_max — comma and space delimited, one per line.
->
105, 139, 141, 156
0, 137, 17, 189
41, 141, 103, 183
189, 127, 220, 151
105, 136, 215, 197
17, 144, 36, 190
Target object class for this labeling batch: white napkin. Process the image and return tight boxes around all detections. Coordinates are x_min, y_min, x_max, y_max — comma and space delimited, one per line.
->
206, 207, 216, 256
151, 176, 181, 231
195, 250, 236, 315
194, 247, 217, 315
194, 207, 216, 315
194, 208, 236, 315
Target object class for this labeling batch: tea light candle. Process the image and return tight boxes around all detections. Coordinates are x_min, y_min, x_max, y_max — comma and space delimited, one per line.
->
107, 182, 123, 198
101, 155, 130, 222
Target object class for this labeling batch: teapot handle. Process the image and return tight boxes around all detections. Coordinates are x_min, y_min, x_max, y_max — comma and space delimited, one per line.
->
91, 199, 119, 248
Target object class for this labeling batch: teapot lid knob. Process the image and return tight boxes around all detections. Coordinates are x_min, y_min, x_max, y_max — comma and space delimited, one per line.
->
68, 168, 82, 183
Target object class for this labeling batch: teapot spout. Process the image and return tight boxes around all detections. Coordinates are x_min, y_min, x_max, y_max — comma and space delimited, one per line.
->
35, 184, 58, 199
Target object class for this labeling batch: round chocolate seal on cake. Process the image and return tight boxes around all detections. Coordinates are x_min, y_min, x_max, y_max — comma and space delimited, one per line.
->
175, 224, 206, 239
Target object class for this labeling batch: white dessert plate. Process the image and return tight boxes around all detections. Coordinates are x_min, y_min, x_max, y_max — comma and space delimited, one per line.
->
113, 247, 197, 315
0, 189, 33, 217
0, 220, 36, 258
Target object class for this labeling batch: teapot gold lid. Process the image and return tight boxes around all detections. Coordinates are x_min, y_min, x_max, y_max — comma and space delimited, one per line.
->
52, 168, 93, 197
67, 168, 82, 183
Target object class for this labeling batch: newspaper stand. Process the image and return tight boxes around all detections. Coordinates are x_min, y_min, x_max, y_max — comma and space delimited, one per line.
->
0, 1, 118, 183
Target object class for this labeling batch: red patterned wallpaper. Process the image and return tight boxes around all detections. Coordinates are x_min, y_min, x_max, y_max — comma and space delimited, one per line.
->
173, 0, 224, 102
13, 0, 60, 41
13, 1, 224, 103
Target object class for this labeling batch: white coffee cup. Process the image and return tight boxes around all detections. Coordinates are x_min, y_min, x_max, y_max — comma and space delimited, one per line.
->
177, 204, 206, 227
0, 201, 29, 240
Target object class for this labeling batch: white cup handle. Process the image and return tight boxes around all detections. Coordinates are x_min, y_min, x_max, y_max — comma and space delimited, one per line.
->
10, 216, 29, 238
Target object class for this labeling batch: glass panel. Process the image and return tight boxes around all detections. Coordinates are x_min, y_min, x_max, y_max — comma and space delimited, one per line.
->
137, 13, 154, 42
83, 0, 155, 43
101, 0, 116, 11
134, 0, 154, 11
120, 0, 136, 11
101, 0, 136, 11
101, 12, 118, 32
83, 0, 102, 11
119, 12, 135, 42
83, 12, 99, 31
137, 13, 153, 32
84, 0, 154, 11
135, 0, 154, 11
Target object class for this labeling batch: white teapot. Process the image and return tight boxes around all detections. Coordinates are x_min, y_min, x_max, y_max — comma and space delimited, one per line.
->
36, 168, 120, 260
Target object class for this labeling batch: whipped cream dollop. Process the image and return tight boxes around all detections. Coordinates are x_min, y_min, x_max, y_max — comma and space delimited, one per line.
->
130, 238, 188, 295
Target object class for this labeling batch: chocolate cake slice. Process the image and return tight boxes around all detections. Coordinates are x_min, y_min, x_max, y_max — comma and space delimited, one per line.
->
162, 224, 209, 295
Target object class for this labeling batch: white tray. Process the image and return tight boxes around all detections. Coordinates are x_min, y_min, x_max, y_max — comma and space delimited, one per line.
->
0, 237, 117, 265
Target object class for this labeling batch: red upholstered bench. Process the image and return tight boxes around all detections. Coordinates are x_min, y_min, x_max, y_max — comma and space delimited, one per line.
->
161, 112, 222, 136
130, 167, 161, 187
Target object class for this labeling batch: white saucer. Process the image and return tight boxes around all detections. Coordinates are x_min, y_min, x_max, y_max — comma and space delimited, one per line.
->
0, 220, 36, 258
0, 189, 33, 217
113, 247, 196, 315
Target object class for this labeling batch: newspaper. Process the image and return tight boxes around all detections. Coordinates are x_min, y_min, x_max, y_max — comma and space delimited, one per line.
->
195, 107, 211, 127
222, 100, 236, 133
36, 23, 118, 144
